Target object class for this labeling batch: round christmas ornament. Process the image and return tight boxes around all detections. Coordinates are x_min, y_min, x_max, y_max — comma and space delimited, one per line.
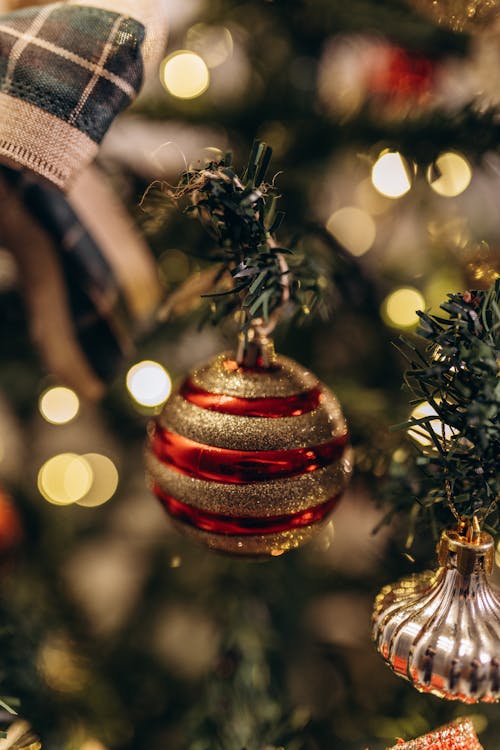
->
317, 35, 440, 123
146, 333, 352, 556
373, 522, 500, 702
387, 717, 483, 750
145, 140, 353, 555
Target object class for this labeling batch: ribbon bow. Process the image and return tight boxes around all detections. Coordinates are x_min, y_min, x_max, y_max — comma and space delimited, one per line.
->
0, 0, 167, 188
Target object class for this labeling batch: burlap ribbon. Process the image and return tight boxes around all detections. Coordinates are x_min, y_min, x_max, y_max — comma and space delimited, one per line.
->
0, 0, 167, 188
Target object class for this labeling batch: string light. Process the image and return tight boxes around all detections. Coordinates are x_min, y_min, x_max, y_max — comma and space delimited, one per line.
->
427, 152, 472, 197
408, 401, 457, 449
38, 635, 89, 693
76, 454, 119, 508
39, 386, 80, 425
382, 287, 425, 328
126, 360, 172, 408
424, 270, 463, 312
185, 24, 233, 68
161, 51, 210, 99
371, 151, 413, 198
326, 206, 376, 256
355, 178, 391, 215
38, 454, 93, 506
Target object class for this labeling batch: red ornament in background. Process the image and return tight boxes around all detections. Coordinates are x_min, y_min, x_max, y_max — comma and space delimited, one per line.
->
0, 489, 23, 563
369, 46, 436, 105
146, 336, 352, 556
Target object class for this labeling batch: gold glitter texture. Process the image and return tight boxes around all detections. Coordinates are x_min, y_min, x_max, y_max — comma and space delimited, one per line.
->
387, 717, 484, 749
190, 352, 319, 398
146, 350, 352, 556
146, 448, 352, 516
158, 391, 346, 451
407, 0, 500, 32
167, 516, 332, 557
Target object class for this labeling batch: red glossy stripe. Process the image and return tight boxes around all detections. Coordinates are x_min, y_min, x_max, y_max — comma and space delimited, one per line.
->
150, 423, 348, 484
179, 378, 323, 418
153, 484, 341, 535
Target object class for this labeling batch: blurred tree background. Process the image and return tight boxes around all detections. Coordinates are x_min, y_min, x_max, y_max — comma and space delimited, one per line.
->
0, 0, 499, 748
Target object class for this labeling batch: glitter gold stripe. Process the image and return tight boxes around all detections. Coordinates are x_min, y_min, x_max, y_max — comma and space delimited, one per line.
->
191, 352, 320, 399
387, 718, 484, 750
167, 515, 330, 556
158, 392, 346, 451
149, 423, 349, 484
153, 484, 341, 535
145, 448, 352, 515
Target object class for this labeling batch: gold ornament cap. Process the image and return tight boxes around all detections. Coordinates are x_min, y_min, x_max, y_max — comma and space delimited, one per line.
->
437, 523, 495, 576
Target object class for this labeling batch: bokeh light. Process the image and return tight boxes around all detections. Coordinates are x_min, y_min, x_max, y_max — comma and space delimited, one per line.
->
382, 287, 425, 328
39, 386, 80, 425
77, 454, 119, 508
126, 361, 172, 408
408, 401, 457, 448
185, 24, 233, 68
79, 742, 108, 750
355, 178, 391, 215
424, 270, 463, 312
158, 249, 191, 286
38, 634, 89, 693
161, 51, 210, 99
326, 206, 376, 256
38, 454, 93, 506
371, 151, 413, 198
427, 152, 472, 197
0, 248, 18, 292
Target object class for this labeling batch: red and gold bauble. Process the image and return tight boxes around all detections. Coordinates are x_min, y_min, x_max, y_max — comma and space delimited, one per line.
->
145, 337, 352, 556
373, 525, 500, 702
387, 718, 483, 750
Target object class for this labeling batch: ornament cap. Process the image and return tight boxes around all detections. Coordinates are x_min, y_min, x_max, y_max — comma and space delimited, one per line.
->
437, 526, 494, 576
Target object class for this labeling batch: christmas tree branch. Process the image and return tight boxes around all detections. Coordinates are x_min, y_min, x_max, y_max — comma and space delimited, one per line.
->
381, 280, 500, 539
157, 141, 330, 334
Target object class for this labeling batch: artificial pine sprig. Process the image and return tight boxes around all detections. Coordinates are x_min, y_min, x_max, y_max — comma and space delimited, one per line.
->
167, 140, 327, 333
393, 280, 499, 531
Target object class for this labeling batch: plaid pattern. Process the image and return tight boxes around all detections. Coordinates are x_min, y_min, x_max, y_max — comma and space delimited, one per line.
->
0, 4, 145, 142
0, 2, 149, 187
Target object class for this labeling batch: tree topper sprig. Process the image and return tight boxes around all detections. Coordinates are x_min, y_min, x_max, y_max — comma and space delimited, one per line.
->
165, 140, 328, 335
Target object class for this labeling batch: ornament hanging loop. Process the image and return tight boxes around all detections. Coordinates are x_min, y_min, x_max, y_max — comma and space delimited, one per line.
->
236, 241, 289, 369
236, 328, 276, 368
466, 515, 482, 544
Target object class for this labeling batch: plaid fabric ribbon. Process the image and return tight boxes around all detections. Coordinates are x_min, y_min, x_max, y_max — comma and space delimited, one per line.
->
0, 1, 166, 188
0, 162, 162, 398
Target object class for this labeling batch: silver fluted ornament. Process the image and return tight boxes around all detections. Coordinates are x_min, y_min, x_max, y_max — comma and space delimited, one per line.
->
373, 525, 500, 702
